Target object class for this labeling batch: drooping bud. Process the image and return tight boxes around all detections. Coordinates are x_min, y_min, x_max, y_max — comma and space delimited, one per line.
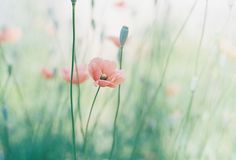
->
119, 26, 129, 47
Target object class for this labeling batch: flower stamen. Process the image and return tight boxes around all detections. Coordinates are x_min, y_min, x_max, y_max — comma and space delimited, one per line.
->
100, 73, 108, 80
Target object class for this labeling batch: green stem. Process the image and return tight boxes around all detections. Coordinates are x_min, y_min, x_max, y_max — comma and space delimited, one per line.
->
109, 46, 123, 159
83, 87, 101, 154
172, 1, 208, 159
119, 47, 123, 69
109, 85, 121, 159
0, 45, 7, 64
77, 84, 85, 139
90, 91, 116, 137
0, 45, 32, 129
70, 3, 77, 160
74, 55, 85, 140
0, 75, 11, 160
2, 111, 10, 160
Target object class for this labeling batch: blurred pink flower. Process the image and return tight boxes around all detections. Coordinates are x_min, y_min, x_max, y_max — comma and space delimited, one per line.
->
108, 36, 120, 48
88, 58, 125, 88
219, 40, 236, 60
0, 28, 22, 44
61, 65, 89, 84
45, 24, 56, 37
114, 0, 127, 8
41, 68, 55, 79
165, 84, 181, 97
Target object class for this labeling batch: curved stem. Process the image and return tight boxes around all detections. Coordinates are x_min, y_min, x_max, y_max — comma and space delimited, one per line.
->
83, 87, 101, 154
74, 55, 85, 140
77, 84, 85, 139
1, 105, 10, 160
70, 3, 77, 160
109, 46, 123, 159
90, 91, 116, 137
172, 1, 208, 159
109, 85, 121, 159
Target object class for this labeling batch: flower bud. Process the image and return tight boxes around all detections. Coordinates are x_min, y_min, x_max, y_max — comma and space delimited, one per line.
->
119, 26, 129, 47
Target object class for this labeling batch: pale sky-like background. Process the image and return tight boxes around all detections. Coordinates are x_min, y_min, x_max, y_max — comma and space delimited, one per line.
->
1, 0, 236, 61
1, 0, 235, 36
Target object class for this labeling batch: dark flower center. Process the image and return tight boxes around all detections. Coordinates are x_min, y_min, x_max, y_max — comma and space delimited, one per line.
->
100, 74, 108, 80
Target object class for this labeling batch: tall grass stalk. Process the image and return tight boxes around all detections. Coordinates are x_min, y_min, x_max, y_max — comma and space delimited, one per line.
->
1, 104, 10, 160
74, 56, 85, 139
69, 1, 77, 160
0, 46, 32, 129
109, 26, 128, 159
109, 46, 124, 159
173, 0, 208, 159
0, 65, 11, 160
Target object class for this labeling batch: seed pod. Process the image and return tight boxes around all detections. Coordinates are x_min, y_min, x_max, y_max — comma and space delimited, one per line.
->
119, 26, 129, 47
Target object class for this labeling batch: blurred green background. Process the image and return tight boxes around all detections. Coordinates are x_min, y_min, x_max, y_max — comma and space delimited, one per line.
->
1, 0, 236, 159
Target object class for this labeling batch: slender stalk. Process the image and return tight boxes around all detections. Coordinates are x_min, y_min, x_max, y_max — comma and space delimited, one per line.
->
194, 0, 208, 76
90, 91, 116, 136
74, 56, 85, 140
160, 0, 198, 83
70, 3, 77, 160
0, 45, 7, 64
77, 84, 85, 139
109, 86, 121, 159
0, 73, 11, 160
109, 46, 123, 159
2, 108, 10, 160
172, 1, 208, 159
83, 87, 101, 154
119, 47, 123, 69
0, 45, 32, 129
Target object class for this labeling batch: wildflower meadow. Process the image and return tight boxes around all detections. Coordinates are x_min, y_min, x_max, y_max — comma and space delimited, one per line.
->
1, 0, 236, 159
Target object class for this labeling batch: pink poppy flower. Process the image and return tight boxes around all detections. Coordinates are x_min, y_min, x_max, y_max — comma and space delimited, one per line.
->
0, 28, 22, 44
45, 24, 56, 37
61, 65, 89, 84
114, 0, 127, 8
165, 84, 181, 97
41, 68, 55, 79
88, 58, 125, 88
108, 36, 120, 48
